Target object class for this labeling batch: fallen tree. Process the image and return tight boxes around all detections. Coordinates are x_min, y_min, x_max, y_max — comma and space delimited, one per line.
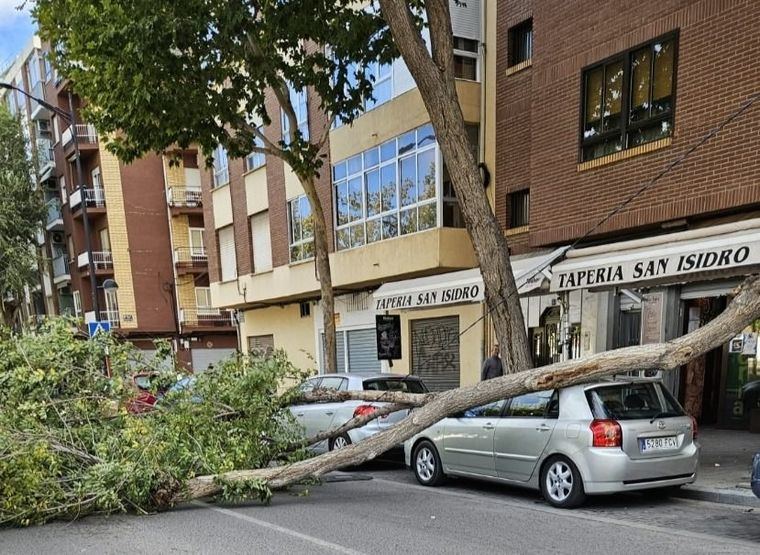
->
178, 274, 760, 501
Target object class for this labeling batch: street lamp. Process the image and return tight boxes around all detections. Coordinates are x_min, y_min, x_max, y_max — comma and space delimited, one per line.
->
0, 81, 101, 318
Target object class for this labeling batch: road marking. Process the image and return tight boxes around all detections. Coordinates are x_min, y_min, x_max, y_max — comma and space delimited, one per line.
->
193, 501, 365, 555
371, 477, 760, 551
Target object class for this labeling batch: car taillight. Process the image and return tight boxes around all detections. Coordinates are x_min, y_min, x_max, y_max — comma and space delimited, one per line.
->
353, 405, 377, 418
590, 419, 622, 447
690, 416, 698, 440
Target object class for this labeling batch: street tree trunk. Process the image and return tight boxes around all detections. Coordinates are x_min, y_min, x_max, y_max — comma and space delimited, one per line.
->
378, 0, 532, 373
172, 275, 760, 503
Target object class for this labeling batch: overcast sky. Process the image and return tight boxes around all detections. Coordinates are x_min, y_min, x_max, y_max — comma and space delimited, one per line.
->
0, 1, 35, 71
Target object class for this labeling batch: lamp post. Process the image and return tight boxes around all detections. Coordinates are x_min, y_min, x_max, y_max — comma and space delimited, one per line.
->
0, 81, 100, 318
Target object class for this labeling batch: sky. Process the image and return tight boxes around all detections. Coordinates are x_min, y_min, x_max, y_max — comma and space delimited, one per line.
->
0, 1, 36, 71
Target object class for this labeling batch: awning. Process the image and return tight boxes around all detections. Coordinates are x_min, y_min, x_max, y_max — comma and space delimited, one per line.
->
550, 219, 760, 292
373, 246, 569, 311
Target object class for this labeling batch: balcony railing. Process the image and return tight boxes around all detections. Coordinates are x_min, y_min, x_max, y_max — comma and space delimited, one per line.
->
174, 246, 208, 266
180, 308, 234, 327
78, 250, 113, 270
61, 123, 98, 147
99, 309, 120, 328
46, 198, 63, 227
167, 187, 203, 207
70, 188, 106, 210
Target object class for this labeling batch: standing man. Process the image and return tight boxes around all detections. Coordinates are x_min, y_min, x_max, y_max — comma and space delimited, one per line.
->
481, 344, 504, 381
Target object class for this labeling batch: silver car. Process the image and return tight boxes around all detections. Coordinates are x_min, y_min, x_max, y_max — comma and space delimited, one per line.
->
404, 378, 699, 508
291, 373, 428, 453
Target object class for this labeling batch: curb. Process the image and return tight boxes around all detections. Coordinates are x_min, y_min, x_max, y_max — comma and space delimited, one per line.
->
673, 485, 760, 508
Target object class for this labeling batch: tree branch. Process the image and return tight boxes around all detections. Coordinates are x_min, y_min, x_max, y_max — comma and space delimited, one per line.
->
296, 388, 434, 407
296, 403, 409, 449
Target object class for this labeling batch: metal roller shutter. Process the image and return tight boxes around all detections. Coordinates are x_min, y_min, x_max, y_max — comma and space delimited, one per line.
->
346, 328, 382, 375
191, 348, 236, 371
411, 316, 460, 391
320, 332, 346, 373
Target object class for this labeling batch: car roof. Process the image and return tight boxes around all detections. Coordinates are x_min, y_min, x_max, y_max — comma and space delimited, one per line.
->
317, 372, 421, 381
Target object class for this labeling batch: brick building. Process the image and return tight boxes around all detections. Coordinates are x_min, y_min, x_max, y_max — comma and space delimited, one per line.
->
495, 0, 760, 429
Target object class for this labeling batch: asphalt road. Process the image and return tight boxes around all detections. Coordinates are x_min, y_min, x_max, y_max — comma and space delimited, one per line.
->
2, 463, 759, 554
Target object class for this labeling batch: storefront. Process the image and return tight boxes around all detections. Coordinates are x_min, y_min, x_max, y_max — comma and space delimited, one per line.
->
550, 219, 760, 430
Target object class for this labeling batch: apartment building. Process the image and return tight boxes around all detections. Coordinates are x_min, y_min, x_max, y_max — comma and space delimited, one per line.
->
2, 38, 236, 370
494, 0, 760, 430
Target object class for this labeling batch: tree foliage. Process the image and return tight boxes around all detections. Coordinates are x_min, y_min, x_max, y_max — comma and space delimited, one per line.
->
0, 107, 45, 327
0, 319, 312, 527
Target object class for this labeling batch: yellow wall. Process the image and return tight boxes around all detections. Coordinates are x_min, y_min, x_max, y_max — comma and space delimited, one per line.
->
171, 215, 190, 250
163, 157, 185, 189
240, 304, 317, 374
99, 148, 138, 328
212, 185, 233, 229
245, 166, 269, 214
176, 275, 197, 324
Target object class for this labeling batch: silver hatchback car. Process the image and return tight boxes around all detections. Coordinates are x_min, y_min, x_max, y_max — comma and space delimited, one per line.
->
404, 378, 699, 508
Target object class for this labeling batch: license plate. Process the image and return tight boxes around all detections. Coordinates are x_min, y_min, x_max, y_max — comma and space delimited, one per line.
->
639, 436, 678, 452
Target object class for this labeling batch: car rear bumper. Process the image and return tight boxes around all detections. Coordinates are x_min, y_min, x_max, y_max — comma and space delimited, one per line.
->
575, 443, 700, 494
347, 426, 405, 460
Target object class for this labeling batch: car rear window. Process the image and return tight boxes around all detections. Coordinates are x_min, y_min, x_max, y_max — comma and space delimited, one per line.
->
586, 382, 685, 420
363, 378, 427, 393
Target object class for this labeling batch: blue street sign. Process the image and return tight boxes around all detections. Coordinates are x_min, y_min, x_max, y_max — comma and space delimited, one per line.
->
88, 321, 111, 337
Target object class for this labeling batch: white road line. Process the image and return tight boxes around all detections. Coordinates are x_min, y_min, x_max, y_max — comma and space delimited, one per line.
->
193, 501, 365, 555
371, 477, 760, 551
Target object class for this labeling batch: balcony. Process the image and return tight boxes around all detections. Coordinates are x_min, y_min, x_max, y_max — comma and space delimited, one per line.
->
78, 251, 113, 277
52, 255, 71, 285
167, 187, 203, 215
174, 247, 208, 274
45, 198, 64, 231
37, 138, 55, 180
70, 188, 107, 219
99, 309, 120, 328
30, 81, 50, 120
180, 308, 234, 330
62, 123, 98, 159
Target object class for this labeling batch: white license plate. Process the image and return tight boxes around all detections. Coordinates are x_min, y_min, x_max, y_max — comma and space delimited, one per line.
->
640, 436, 678, 452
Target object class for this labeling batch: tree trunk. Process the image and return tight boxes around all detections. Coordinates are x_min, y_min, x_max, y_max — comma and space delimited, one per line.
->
172, 275, 760, 504
378, 0, 532, 373
300, 175, 337, 373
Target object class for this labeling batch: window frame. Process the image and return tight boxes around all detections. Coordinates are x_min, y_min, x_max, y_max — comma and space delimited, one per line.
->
245, 127, 266, 172
212, 144, 230, 188
287, 195, 315, 263
508, 189, 530, 229
504, 389, 557, 418
508, 18, 533, 67
281, 85, 309, 142
194, 286, 213, 311
453, 36, 480, 82
579, 31, 679, 162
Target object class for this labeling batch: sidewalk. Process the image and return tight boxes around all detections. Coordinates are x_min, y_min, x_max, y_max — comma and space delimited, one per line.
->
673, 427, 760, 507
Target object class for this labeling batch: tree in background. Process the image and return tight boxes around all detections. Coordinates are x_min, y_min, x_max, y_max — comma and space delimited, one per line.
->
0, 107, 45, 328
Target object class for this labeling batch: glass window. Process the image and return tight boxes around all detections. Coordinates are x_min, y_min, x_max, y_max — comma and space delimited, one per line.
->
508, 19, 533, 67
464, 400, 506, 418
586, 382, 684, 420
212, 145, 229, 188
363, 378, 428, 393
453, 37, 479, 81
366, 62, 393, 110
298, 378, 322, 393
319, 377, 347, 391
288, 195, 314, 262
581, 35, 676, 161
508, 189, 530, 228
245, 128, 266, 172
506, 390, 554, 417
281, 85, 309, 142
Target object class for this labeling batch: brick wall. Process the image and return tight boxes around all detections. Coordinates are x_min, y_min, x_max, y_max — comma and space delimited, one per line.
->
496, 0, 760, 249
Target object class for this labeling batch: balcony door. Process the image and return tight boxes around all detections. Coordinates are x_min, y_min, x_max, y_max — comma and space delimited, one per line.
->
91, 167, 104, 205
189, 228, 206, 258
99, 228, 111, 253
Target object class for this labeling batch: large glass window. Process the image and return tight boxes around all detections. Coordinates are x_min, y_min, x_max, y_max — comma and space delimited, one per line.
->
288, 195, 314, 262
332, 124, 439, 251
245, 127, 266, 172
212, 145, 229, 188
581, 35, 677, 161
281, 85, 309, 142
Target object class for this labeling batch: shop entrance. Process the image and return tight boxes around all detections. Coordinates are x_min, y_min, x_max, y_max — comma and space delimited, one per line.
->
530, 306, 561, 367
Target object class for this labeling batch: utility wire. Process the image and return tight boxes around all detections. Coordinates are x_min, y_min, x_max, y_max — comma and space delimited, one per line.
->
459, 91, 760, 340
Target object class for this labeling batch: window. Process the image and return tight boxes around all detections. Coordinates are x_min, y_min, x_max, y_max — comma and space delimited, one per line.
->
332, 123, 438, 251
508, 19, 533, 67
586, 382, 684, 421
72, 290, 82, 316
288, 195, 314, 262
463, 399, 506, 418
508, 189, 530, 228
250, 211, 272, 272
212, 145, 229, 187
245, 128, 266, 172
453, 37, 479, 81
218, 226, 237, 281
28, 52, 42, 88
248, 334, 274, 358
363, 379, 428, 394
506, 390, 554, 417
281, 85, 309, 142
189, 228, 206, 257
581, 35, 677, 161
299, 301, 310, 318
366, 61, 393, 110
194, 287, 212, 311
319, 377, 349, 391
298, 377, 321, 393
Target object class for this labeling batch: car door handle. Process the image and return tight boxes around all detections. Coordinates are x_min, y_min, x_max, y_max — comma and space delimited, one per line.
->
325, 411, 334, 416
482, 423, 495, 430
536, 424, 551, 432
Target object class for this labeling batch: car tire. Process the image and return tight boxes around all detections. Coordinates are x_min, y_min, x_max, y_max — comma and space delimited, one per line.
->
540, 456, 586, 508
329, 433, 352, 451
412, 440, 445, 486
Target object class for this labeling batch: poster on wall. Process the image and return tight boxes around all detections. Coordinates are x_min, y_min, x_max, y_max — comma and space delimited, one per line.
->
376, 315, 402, 360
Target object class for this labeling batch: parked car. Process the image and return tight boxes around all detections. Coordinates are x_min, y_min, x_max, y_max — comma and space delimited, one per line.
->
125, 372, 161, 414
752, 451, 760, 498
290, 373, 428, 453
404, 378, 699, 508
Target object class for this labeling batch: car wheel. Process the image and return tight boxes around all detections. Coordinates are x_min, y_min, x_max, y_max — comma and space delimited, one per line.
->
413, 440, 445, 486
540, 456, 586, 508
329, 433, 352, 451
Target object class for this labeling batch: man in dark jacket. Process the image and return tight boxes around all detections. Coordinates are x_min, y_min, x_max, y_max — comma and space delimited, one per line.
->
481, 344, 504, 381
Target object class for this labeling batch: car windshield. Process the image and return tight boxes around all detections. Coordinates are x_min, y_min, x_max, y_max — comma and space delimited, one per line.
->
586, 382, 685, 420
363, 378, 427, 393
133, 375, 153, 390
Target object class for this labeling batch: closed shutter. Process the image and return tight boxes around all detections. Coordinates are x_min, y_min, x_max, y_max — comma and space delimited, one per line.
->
347, 328, 381, 375
411, 316, 460, 391
251, 211, 272, 272
218, 226, 237, 281
450, 0, 480, 40
248, 334, 274, 357
320, 332, 346, 373
191, 348, 236, 371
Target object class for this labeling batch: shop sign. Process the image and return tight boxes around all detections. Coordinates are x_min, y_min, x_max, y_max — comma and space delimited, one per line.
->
551, 242, 760, 292
376, 314, 402, 360
374, 283, 484, 311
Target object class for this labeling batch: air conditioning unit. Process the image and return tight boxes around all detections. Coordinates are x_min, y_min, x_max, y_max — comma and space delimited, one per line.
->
51, 232, 64, 244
